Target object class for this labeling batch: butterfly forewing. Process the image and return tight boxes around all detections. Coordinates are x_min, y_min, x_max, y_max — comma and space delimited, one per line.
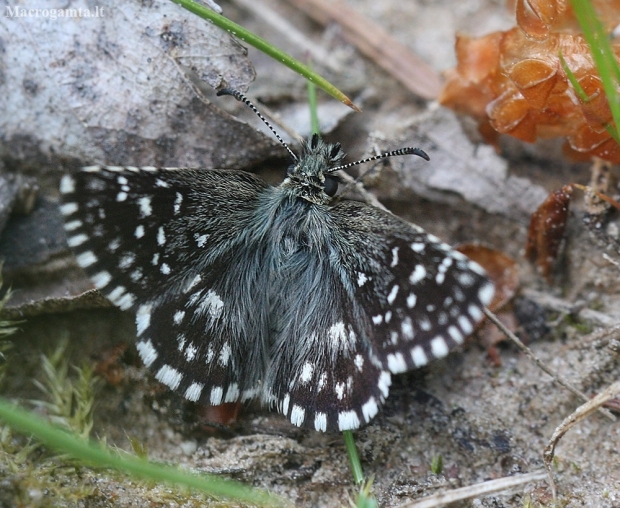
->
60, 167, 268, 309
60, 167, 271, 404
331, 201, 494, 373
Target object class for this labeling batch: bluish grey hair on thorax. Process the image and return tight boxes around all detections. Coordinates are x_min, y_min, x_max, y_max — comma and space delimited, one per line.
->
281, 134, 346, 205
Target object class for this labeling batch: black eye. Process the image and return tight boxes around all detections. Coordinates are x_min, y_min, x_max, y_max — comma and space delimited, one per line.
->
330, 143, 341, 158
324, 175, 339, 196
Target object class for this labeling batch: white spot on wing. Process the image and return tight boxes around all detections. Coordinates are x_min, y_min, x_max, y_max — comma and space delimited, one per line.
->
390, 246, 399, 267
411, 346, 427, 366
387, 285, 399, 305
458, 315, 473, 336
68, 234, 88, 247
290, 405, 305, 426
185, 274, 202, 292
184, 382, 204, 401
457, 272, 475, 287
362, 397, 378, 422
155, 365, 182, 390
401, 317, 414, 340
130, 269, 143, 282
118, 252, 135, 269
157, 226, 166, 246
136, 304, 152, 336
409, 265, 426, 284
210, 386, 223, 405
335, 382, 345, 400
282, 393, 290, 415
173, 310, 185, 325
431, 336, 450, 358
354, 354, 364, 372
299, 362, 314, 384
60, 202, 78, 216
92, 270, 112, 289
136, 339, 157, 367
113, 288, 136, 311
468, 304, 483, 322
357, 272, 368, 287
469, 260, 486, 276
387, 352, 407, 373
196, 290, 224, 320
448, 325, 463, 344
225, 383, 240, 402
138, 196, 152, 217
64, 219, 82, 231
160, 263, 171, 274
218, 343, 231, 366
419, 317, 432, 331
372, 315, 383, 325
185, 343, 197, 361
407, 293, 417, 308
478, 282, 495, 306
194, 234, 208, 248
174, 192, 183, 214
411, 242, 425, 252
134, 225, 145, 239
338, 410, 360, 431
76, 251, 97, 268
314, 412, 327, 432
327, 322, 355, 351
378, 371, 391, 398
60, 175, 75, 194
116, 191, 127, 202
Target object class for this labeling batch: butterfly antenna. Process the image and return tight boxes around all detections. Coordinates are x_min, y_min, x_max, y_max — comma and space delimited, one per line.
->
217, 88, 299, 162
329, 147, 429, 173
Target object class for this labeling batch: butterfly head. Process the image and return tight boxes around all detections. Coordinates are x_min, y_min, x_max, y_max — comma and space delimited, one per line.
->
282, 133, 345, 205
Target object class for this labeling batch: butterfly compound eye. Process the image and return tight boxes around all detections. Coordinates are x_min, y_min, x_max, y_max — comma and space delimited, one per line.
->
324, 175, 339, 197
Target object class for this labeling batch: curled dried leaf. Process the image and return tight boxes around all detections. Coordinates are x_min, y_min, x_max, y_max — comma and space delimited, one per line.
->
525, 185, 573, 280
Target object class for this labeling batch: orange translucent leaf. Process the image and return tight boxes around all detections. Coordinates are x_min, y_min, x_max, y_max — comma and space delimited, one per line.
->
510, 59, 557, 109
439, 0, 620, 162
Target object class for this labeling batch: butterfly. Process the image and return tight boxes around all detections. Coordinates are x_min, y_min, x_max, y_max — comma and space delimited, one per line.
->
59, 89, 494, 432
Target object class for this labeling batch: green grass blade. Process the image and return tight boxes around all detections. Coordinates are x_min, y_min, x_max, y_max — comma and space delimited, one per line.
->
307, 72, 321, 135
559, 51, 620, 144
343, 430, 364, 484
0, 398, 284, 506
570, 0, 620, 142
170, 0, 359, 111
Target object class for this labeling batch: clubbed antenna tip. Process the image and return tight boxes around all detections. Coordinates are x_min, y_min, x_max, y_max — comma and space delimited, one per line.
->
330, 146, 430, 173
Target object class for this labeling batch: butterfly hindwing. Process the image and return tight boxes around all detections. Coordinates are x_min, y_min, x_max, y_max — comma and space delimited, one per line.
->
263, 243, 392, 432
